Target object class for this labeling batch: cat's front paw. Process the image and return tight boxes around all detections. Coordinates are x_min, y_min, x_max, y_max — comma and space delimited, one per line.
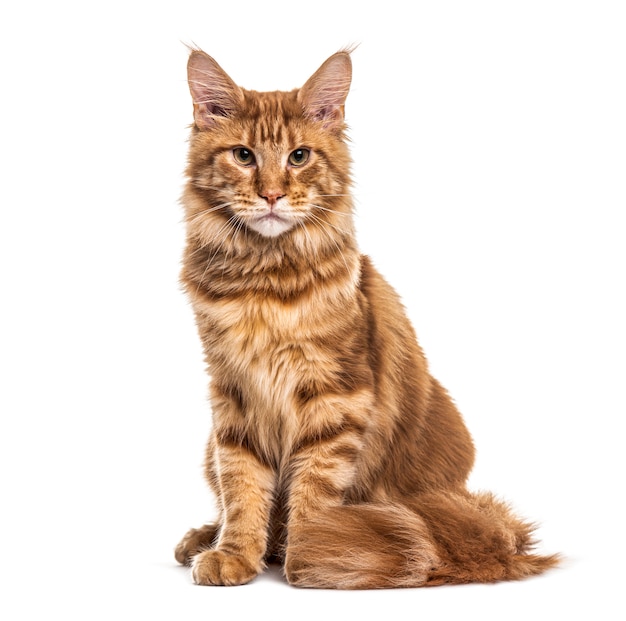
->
174, 524, 220, 566
192, 550, 259, 586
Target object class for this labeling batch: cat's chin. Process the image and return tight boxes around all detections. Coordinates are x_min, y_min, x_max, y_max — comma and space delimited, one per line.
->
246, 214, 297, 238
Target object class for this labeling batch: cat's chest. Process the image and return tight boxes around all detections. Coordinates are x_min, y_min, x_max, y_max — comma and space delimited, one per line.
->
203, 293, 331, 408
193, 276, 360, 463
208, 293, 310, 352
204, 294, 336, 458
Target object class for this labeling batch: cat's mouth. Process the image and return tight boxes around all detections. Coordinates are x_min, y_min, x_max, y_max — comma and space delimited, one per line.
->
247, 211, 297, 238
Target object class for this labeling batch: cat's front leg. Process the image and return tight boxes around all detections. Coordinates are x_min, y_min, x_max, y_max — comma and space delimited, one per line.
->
192, 433, 276, 586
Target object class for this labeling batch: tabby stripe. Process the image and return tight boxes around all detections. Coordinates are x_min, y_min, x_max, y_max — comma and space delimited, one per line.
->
214, 428, 273, 467
291, 418, 366, 457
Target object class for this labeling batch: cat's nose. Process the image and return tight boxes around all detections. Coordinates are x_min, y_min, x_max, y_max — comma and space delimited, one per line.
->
259, 190, 286, 207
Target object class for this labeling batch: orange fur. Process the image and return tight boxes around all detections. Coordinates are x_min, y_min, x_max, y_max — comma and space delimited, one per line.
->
175, 48, 559, 588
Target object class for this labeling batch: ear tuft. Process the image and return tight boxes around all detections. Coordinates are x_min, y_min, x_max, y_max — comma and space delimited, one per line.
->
298, 51, 352, 131
187, 50, 243, 130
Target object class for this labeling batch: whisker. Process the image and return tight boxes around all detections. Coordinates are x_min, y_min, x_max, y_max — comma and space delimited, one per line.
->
304, 213, 352, 275
188, 201, 234, 225
306, 209, 351, 236
193, 215, 240, 297
309, 203, 351, 218
222, 217, 248, 281
195, 185, 238, 194
296, 218, 318, 258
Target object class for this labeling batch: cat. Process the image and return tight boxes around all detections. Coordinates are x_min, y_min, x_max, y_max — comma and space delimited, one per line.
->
174, 47, 559, 588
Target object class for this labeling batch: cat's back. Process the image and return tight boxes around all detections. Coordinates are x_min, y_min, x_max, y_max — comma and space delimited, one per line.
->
355, 256, 475, 493
357, 255, 428, 373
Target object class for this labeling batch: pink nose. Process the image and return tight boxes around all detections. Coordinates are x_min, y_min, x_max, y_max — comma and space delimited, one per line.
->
259, 190, 285, 207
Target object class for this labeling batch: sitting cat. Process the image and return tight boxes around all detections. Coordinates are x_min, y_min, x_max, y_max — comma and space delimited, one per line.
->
174, 48, 559, 588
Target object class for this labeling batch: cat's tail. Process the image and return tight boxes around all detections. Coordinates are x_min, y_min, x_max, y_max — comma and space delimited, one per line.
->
284, 490, 560, 589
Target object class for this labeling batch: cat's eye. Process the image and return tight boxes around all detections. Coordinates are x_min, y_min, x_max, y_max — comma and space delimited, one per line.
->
288, 148, 310, 167
232, 147, 256, 166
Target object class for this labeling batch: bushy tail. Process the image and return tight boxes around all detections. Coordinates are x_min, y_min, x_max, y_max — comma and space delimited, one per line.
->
284, 490, 559, 589
412, 490, 561, 586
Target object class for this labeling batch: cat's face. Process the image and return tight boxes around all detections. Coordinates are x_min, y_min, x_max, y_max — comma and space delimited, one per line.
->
185, 51, 353, 246
211, 141, 313, 239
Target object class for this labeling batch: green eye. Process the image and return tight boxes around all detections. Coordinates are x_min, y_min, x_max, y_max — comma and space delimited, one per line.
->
288, 148, 310, 167
233, 147, 255, 166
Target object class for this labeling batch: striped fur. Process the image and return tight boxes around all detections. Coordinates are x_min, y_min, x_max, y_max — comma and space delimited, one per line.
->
174, 49, 559, 588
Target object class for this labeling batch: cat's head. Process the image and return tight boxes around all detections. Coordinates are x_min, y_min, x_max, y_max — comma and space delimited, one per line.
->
184, 49, 354, 245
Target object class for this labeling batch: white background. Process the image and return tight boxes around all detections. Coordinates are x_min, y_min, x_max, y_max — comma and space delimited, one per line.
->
1, 1, 624, 619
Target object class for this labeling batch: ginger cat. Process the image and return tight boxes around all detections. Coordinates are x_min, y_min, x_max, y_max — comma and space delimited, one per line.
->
174, 48, 558, 588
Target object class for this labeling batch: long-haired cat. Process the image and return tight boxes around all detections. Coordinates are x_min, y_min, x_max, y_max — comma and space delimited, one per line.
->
174, 48, 559, 588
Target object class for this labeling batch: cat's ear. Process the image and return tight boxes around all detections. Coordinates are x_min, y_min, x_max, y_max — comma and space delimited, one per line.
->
298, 51, 352, 131
187, 50, 244, 130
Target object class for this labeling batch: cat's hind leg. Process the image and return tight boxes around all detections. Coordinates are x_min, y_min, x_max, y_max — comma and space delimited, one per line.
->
174, 523, 220, 566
